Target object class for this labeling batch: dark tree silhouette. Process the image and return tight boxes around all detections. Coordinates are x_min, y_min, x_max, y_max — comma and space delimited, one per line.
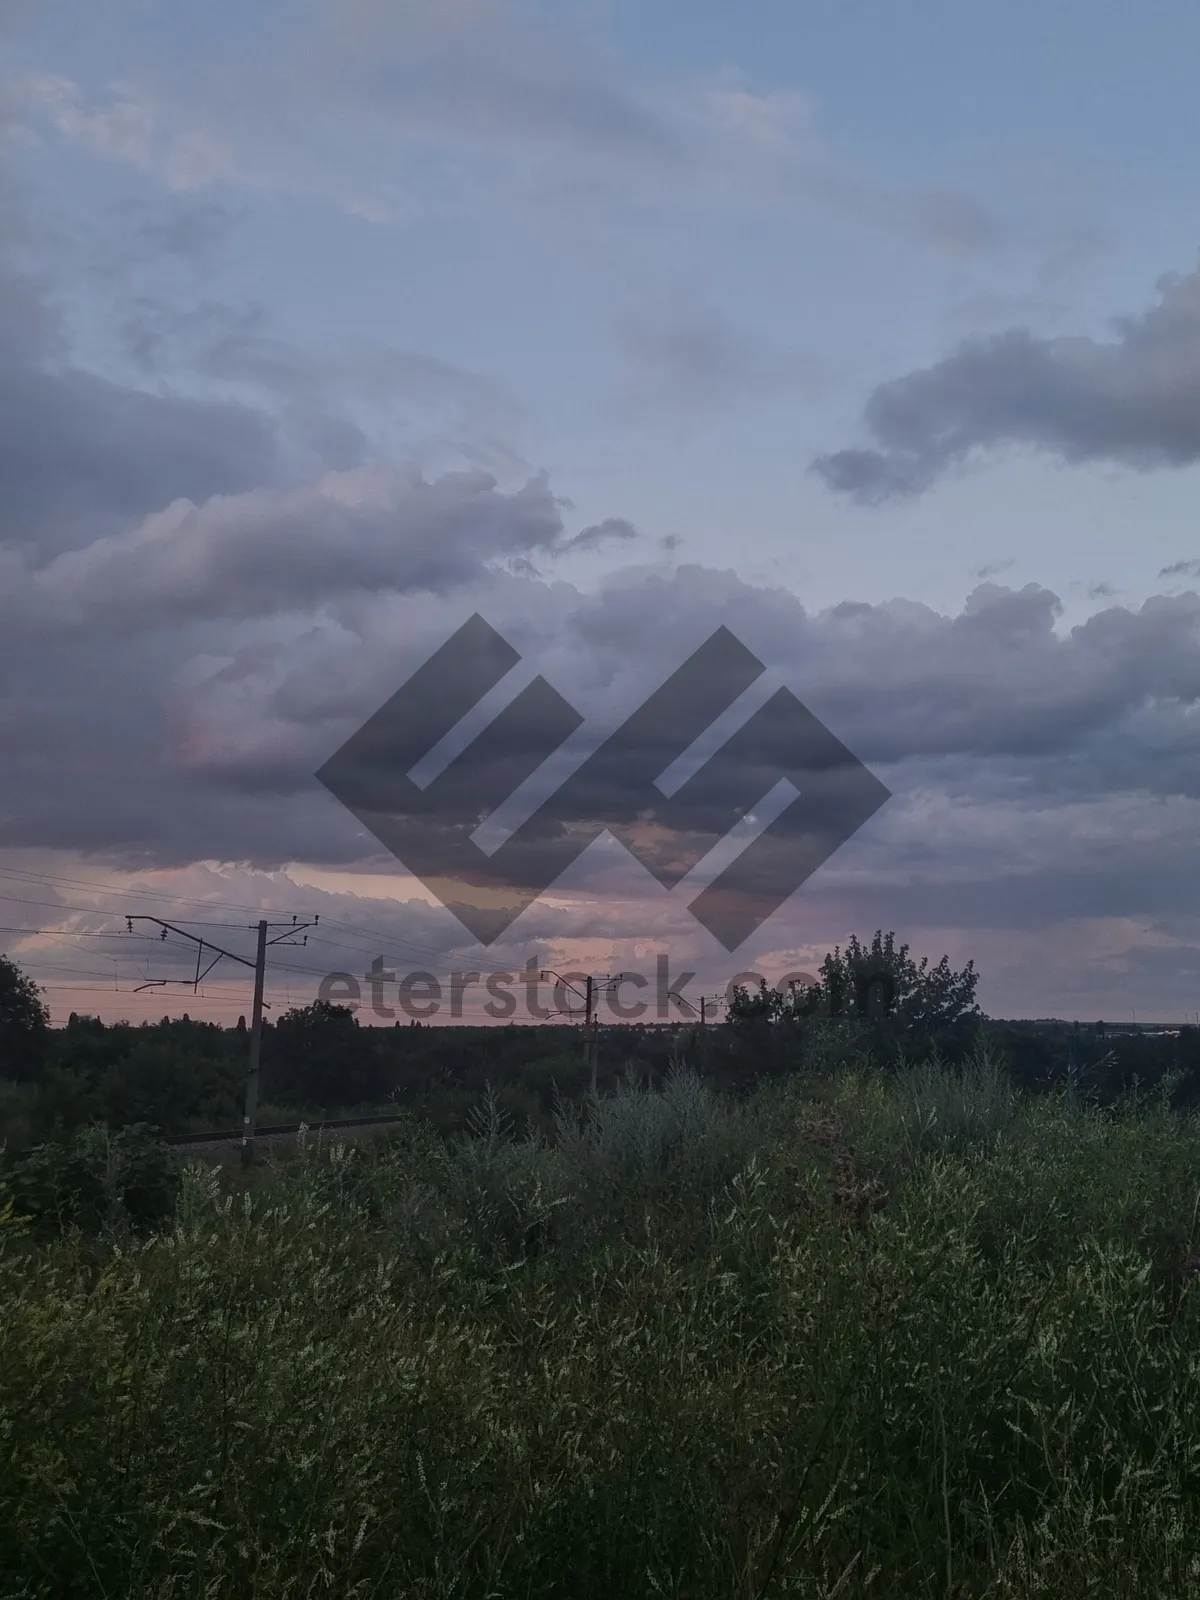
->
728, 930, 983, 1059
0, 954, 50, 1083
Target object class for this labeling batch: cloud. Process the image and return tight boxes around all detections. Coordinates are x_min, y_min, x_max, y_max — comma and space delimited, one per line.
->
6, 8, 1199, 1008
670, 76, 1002, 259
562, 518, 640, 553
10, 553, 1200, 904
8, 560, 1200, 1013
13, 72, 237, 189
0, 245, 572, 663
7, 2, 680, 218
8, 11, 1007, 258
0, 177, 310, 558
813, 260, 1200, 501
117, 298, 521, 471
0, 168, 524, 570
0, 156, 636, 883
0, 262, 293, 554
198, 320, 518, 442
0, 466, 586, 635
298, 0, 681, 165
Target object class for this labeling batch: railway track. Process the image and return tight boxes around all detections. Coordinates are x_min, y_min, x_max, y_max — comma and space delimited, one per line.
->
165, 1113, 409, 1155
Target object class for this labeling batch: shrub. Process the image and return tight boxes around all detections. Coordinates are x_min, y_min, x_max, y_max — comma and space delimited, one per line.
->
551, 1058, 721, 1172
888, 1043, 1022, 1159
0, 1122, 181, 1233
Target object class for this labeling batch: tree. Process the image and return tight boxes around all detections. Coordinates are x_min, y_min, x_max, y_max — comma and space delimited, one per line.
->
812, 930, 982, 1034
728, 930, 984, 1059
98, 1040, 225, 1133
0, 954, 50, 1083
270, 999, 384, 1107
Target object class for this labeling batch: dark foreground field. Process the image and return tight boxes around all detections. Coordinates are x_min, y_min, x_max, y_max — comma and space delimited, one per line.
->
5, 1052, 1200, 1598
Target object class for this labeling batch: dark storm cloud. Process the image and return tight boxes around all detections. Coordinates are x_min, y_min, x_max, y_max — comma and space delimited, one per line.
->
295, 575, 1200, 953
0, 188, 636, 873
53, 568, 1192, 922
0, 466, 576, 635
813, 261, 1200, 501
0, 261, 289, 552
0, 457, 631, 865
6, 555, 1200, 964
843, 857, 1200, 936
558, 576, 1200, 810
0, 357, 287, 550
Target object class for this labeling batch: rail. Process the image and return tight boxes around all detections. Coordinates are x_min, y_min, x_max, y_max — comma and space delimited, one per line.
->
164, 1113, 409, 1147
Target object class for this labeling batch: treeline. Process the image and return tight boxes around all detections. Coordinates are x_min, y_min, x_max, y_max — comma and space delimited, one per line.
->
3, 937, 1200, 1151
0, 990, 694, 1146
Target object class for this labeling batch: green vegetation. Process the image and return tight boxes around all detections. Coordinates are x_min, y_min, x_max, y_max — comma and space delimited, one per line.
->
0, 953, 50, 1085
6, 937, 1200, 1595
6, 1043, 1200, 1596
2, 931, 1198, 1154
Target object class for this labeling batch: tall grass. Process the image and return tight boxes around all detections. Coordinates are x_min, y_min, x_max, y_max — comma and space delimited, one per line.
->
5, 1053, 1200, 1596
551, 1057, 723, 1170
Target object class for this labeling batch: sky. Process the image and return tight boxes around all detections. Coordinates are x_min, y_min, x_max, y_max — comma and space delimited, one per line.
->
2, 0, 1200, 1024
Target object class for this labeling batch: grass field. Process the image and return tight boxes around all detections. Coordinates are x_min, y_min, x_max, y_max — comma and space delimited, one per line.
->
5, 1050, 1200, 1597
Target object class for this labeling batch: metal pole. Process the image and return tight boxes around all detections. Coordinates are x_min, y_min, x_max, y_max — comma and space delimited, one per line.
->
1067, 1020, 1079, 1106
585, 974, 596, 1097
241, 919, 269, 1167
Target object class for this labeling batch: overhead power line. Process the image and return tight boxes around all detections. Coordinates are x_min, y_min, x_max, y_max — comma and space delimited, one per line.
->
124, 913, 318, 1166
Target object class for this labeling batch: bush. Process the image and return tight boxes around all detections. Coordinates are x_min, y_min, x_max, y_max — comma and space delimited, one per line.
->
888, 1043, 1022, 1159
551, 1058, 721, 1172
1, 1122, 181, 1233
98, 1039, 229, 1129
